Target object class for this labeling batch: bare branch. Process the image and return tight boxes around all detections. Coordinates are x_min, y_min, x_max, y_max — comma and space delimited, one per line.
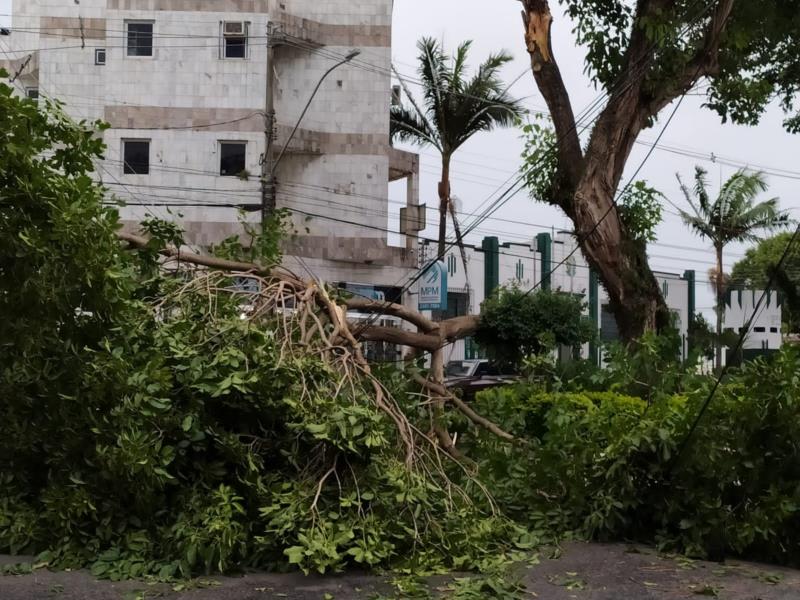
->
346, 298, 438, 333
414, 375, 518, 443
357, 326, 441, 352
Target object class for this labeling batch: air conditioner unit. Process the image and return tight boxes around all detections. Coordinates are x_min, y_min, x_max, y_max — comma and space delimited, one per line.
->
223, 22, 245, 36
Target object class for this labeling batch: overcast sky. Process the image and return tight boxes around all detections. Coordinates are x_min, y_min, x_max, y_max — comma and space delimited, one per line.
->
2, 1, 798, 318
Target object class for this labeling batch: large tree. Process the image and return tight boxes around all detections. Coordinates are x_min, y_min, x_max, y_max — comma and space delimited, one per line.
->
391, 37, 524, 260
677, 167, 789, 369
518, 0, 800, 340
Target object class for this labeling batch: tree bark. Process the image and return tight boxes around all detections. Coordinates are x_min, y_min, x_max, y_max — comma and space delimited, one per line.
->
715, 244, 724, 370
437, 155, 451, 260
520, 0, 734, 340
117, 231, 480, 352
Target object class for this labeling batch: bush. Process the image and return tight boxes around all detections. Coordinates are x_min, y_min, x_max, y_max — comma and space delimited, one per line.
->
466, 349, 800, 564
475, 287, 595, 370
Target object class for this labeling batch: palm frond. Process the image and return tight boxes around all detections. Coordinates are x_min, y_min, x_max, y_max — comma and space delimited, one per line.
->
675, 165, 789, 247
676, 172, 705, 222
693, 166, 711, 215
417, 37, 449, 139
450, 40, 473, 95
390, 64, 441, 151
390, 105, 440, 150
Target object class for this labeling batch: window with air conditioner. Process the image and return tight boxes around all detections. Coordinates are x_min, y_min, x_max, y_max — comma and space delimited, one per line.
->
123, 140, 150, 175
221, 21, 248, 59
126, 21, 153, 57
219, 142, 247, 177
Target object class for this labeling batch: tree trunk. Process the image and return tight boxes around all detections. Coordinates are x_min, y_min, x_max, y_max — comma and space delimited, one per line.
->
573, 175, 670, 340
715, 244, 724, 371
520, 0, 733, 342
437, 155, 451, 261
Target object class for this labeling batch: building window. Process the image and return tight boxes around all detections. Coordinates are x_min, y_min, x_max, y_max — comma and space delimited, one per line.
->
123, 140, 150, 175
600, 304, 619, 343
442, 292, 469, 321
221, 21, 248, 59
770, 327, 779, 333
26, 88, 39, 100
95, 48, 106, 65
126, 21, 154, 57
219, 142, 246, 176
754, 326, 766, 333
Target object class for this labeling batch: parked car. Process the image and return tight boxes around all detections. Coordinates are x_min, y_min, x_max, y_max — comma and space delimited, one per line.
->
443, 359, 518, 400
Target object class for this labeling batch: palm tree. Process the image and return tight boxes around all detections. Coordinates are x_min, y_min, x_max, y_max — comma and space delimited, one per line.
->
391, 38, 524, 261
677, 167, 790, 370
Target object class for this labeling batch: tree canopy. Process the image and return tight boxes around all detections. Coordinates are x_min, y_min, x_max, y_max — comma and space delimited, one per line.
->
559, 0, 800, 132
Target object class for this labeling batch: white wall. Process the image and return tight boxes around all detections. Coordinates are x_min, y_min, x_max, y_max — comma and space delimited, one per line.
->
724, 289, 783, 351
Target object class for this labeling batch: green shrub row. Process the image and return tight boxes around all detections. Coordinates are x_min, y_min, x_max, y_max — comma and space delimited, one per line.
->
467, 348, 800, 564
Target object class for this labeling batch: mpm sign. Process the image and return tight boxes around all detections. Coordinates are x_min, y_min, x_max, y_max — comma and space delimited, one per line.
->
419, 260, 448, 311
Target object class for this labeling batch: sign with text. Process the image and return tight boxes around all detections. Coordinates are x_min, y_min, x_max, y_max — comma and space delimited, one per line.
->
419, 260, 448, 310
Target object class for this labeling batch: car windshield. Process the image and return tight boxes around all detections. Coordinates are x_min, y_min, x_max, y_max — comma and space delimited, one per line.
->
445, 361, 473, 377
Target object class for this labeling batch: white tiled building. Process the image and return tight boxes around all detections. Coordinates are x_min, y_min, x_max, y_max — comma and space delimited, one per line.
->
1, 0, 423, 299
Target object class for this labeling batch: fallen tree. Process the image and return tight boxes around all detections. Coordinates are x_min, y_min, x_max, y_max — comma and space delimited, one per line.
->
2, 82, 527, 578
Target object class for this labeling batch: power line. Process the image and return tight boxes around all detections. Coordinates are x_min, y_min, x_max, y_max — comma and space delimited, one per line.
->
670, 222, 800, 469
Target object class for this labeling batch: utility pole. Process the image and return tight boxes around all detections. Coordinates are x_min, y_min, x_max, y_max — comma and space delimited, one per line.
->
260, 40, 360, 230
261, 23, 279, 228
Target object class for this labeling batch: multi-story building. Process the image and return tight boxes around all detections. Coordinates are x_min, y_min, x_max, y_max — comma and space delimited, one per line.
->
1, 0, 423, 302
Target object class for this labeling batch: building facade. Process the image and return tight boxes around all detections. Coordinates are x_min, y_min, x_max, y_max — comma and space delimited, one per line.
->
420, 232, 698, 365
1, 0, 423, 299
723, 288, 783, 361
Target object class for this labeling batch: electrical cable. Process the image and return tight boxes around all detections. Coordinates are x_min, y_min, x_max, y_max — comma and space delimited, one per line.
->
668, 221, 800, 470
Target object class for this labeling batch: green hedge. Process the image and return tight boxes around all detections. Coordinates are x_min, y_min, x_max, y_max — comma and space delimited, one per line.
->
466, 351, 800, 564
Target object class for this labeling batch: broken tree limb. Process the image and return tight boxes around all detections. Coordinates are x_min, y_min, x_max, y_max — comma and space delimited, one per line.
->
414, 374, 518, 443
346, 297, 438, 334
520, 0, 584, 206
116, 231, 480, 352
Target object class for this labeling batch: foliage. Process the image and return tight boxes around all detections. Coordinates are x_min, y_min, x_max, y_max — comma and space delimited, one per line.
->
676, 167, 790, 250
0, 78, 527, 580
520, 117, 557, 203
617, 181, 664, 243
732, 232, 800, 332
688, 313, 717, 361
475, 287, 595, 369
590, 331, 703, 402
558, 0, 800, 132
520, 121, 663, 243
467, 346, 800, 565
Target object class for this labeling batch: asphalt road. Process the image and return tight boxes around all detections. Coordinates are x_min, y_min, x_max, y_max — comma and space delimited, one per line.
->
2, 542, 799, 599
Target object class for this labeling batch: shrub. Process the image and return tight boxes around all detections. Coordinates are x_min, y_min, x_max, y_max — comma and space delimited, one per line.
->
466, 349, 800, 565
475, 287, 595, 370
